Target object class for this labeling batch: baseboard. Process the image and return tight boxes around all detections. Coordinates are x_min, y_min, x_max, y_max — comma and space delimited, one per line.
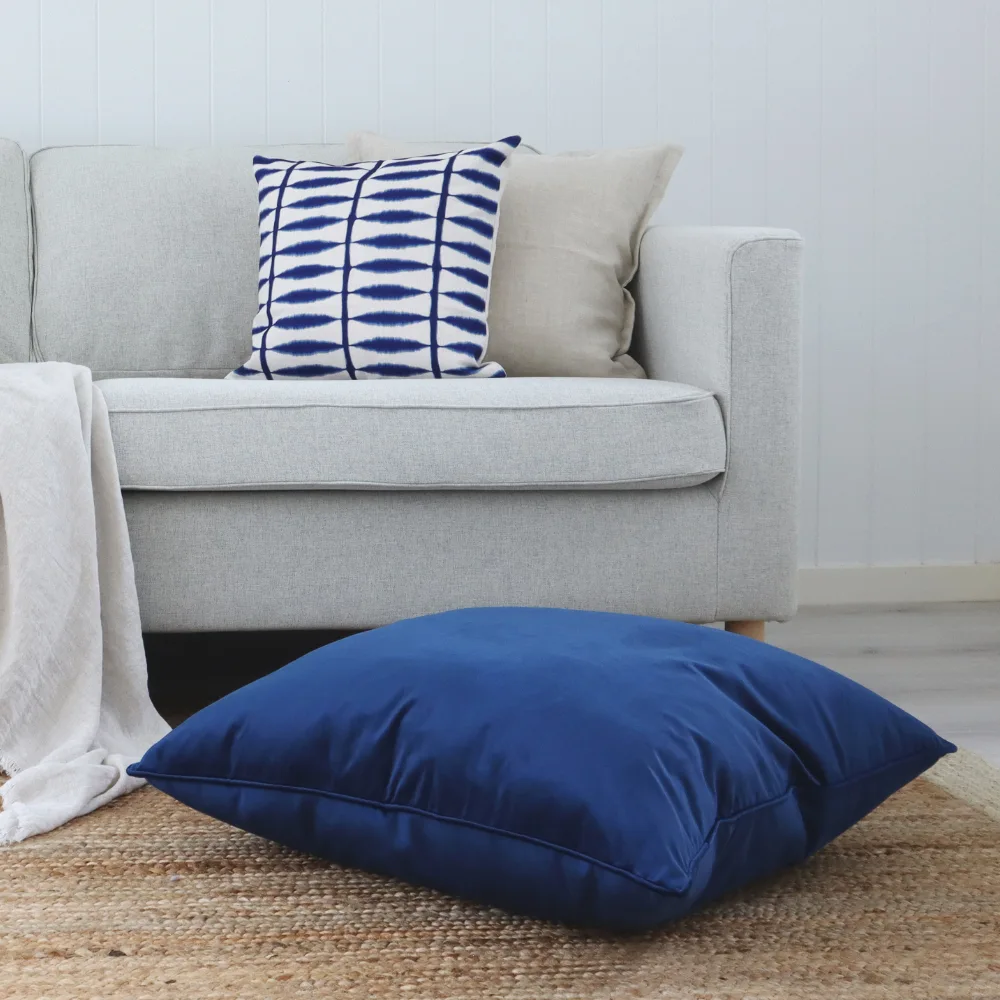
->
797, 564, 1000, 606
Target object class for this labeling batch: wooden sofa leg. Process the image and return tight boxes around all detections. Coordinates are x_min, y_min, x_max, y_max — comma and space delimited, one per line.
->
725, 620, 766, 643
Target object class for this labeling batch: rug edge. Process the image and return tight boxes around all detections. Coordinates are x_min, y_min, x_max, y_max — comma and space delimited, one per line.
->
924, 747, 1000, 821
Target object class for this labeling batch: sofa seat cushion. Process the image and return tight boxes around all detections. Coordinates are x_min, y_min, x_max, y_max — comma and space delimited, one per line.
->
98, 377, 726, 491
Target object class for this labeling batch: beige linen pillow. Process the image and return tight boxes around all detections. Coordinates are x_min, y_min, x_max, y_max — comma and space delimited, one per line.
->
346, 133, 683, 378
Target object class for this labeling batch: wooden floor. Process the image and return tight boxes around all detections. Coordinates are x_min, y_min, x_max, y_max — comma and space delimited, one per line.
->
146, 603, 999, 765
768, 602, 1000, 766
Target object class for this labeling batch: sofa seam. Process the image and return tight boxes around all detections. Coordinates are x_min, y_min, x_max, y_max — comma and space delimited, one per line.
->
118, 470, 725, 491
94, 369, 236, 376
714, 236, 801, 623
102, 394, 718, 415
25, 153, 47, 363
129, 767, 691, 897
133, 744, 938, 901
21, 147, 38, 363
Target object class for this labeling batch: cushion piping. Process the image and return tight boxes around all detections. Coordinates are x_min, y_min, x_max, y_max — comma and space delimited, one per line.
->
126, 767, 689, 896
102, 393, 716, 415
677, 745, 947, 881
117, 470, 724, 491
131, 745, 942, 899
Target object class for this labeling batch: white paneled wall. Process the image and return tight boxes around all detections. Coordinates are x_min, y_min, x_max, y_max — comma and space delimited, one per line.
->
0, 0, 997, 569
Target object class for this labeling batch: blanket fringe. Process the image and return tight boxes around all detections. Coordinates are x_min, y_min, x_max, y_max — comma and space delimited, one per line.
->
0, 749, 23, 779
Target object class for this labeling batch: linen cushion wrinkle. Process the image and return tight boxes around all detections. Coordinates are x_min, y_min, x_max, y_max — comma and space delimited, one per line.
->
228, 136, 521, 380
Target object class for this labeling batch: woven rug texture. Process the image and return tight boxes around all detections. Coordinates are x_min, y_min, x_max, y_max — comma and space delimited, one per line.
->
1, 748, 998, 1000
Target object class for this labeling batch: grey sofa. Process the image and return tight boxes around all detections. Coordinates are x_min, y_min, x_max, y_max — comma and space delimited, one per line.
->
0, 138, 801, 639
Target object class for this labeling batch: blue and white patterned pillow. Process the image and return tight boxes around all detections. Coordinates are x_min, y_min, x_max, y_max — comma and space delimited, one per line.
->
228, 136, 521, 380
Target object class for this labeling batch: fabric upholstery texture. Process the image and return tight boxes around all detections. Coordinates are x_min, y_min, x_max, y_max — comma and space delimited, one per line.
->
122, 488, 720, 631
129, 607, 954, 930
0, 139, 31, 363
228, 138, 520, 380
347, 133, 683, 378
100, 377, 725, 491
633, 227, 803, 621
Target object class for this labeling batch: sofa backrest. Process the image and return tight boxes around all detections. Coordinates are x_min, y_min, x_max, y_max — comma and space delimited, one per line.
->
28, 141, 473, 379
0, 139, 31, 363
30, 143, 346, 378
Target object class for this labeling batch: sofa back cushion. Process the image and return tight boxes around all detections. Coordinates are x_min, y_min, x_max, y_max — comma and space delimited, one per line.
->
29, 142, 477, 378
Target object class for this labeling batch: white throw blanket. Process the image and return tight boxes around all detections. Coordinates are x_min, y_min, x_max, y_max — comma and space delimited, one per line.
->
0, 363, 170, 843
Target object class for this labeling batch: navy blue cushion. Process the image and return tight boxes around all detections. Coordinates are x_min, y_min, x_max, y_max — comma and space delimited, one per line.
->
128, 608, 954, 930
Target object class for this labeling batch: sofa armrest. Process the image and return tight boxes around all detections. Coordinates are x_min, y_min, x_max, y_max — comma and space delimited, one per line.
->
632, 226, 803, 620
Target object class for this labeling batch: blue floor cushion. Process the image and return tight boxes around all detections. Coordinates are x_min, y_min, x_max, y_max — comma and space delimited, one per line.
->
128, 607, 955, 930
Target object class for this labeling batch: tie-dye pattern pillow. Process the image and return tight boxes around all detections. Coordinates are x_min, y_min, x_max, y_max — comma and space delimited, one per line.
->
228, 136, 521, 380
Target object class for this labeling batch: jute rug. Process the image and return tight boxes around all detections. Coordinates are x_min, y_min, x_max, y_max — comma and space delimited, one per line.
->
2, 749, 998, 1000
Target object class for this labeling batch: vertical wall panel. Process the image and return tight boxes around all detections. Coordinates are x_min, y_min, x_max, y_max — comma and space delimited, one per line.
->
871, 0, 930, 566
602, 0, 658, 149
817, 0, 876, 565
546, 0, 602, 151
41, 0, 98, 145
323, 0, 380, 140
435, 0, 490, 139
212, 0, 267, 145
97, 0, 154, 144
0, 2, 41, 150
379, 0, 436, 140
923, 0, 984, 563
154, 0, 211, 145
980, 6, 1000, 564
492, 0, 547, 148
710, 0, 767, 225
657, 0, 712, 224
266, 0, 323, 144
766, 0, 822, 567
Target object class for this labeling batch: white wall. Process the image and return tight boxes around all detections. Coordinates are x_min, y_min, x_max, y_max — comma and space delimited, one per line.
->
0, 0, 997, 571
